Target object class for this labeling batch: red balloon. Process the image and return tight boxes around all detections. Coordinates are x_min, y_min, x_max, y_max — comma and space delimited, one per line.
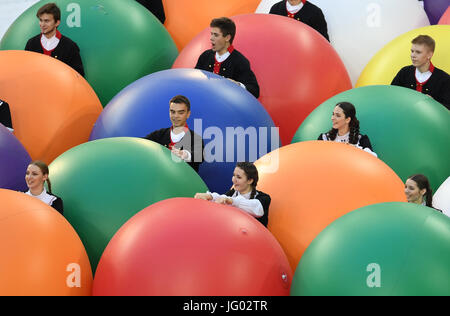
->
93, 198, 292, 296
173, 14, 351, 144
438, 7, 450, 25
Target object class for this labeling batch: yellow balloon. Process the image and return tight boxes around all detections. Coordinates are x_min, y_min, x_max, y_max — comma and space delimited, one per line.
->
356, 25, 450, 87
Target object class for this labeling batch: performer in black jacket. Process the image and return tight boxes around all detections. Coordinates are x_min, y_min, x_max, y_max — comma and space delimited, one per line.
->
318, 102, 377, 157
391, 35, 450, 110
135, 0, 165, 24
25, 3, 85, 77
144, 95, 204, 172
195, 17, 260, 98
0, 99, 13, 132
269, 0, 329, 41
25, 161, 64, 215
195, 162, 271, 227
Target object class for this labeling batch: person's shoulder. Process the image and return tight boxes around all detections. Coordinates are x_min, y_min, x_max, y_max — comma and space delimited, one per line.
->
199, 49, 214, 58
398, 65, 415, 73
25, 34, 41, 46
189, 128, 203, 139
146, 127, 170, 137
230, 49, 251, 65
60, 34, 81, 48
270, 1, 285, 12
256, 190, 271, 201
433, 67, 450, 79
305, 1, 325, 13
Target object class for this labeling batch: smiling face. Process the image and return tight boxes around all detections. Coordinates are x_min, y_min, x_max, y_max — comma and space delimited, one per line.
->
232, 167, 254, 194
169, 102, 190, 128
405, 178, 426, 204
25, 164, 48, 193
39, 13, 60, 38
331, 105, 351, 131
410, 43, 433, 70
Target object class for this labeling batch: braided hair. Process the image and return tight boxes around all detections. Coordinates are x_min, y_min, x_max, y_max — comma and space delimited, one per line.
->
235, 162, 259, 199
327, 102, 360, 145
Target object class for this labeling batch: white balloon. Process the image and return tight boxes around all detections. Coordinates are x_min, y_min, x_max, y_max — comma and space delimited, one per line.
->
256, 0, 430, 85
433, 177, 450, 217
0, 0, 40, 41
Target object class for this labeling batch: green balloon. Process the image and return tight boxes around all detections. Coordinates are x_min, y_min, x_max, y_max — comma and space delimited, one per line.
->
49, 137, 208, 272
0, 0, 178, 106
291, 202, 450, 296
292, 85, 450, 192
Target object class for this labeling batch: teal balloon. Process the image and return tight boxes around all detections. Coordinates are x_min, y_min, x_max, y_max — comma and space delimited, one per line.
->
292, 85, 450, 192
0, 0, 178, 106
49, 137, 208, 272
291, 202, 450, 296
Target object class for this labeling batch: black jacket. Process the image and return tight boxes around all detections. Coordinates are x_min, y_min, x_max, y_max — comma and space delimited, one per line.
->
25, 34, 85, 77
269, 0, 329, 41
225, 189, 271, 227
144, 127, 204, 172
135, 0, 165, 24
391, 65, 450, 110
195, 49, 260, 98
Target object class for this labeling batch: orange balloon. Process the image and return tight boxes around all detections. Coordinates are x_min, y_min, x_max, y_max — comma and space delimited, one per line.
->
0, 189, 92, 296
0, 50, 102, 163
254, 141, 407, 271
162, 0, 260, 51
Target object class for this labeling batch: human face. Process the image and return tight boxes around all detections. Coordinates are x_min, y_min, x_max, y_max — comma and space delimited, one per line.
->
410, 44, 433, 70
404, 179, 426, 204
210, 27, 231, 54
331, 106, 351, 131
39, 13, 60, 38
25, 164, 47, 192
169, 102, 190, 128
232, 167, 254, 195
288, 0, 303, 5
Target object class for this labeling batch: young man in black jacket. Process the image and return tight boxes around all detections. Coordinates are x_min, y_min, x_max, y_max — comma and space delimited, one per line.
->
144, 95, 204, 172
195, 17, 260, 99
25, 3, 85, 77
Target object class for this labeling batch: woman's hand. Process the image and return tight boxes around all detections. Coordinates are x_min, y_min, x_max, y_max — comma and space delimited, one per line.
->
194, 193, 213, 201
215, 197, 233, 205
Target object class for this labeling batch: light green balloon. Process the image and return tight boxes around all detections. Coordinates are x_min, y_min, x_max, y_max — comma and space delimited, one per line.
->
291, 202, 450, 296
0, 0, 178, 106
49, 137, 208, 272
292, 85, 450, 192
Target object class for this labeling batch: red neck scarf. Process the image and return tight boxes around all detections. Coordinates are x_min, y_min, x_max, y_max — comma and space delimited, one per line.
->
169, 123, 189, 150
213, 45, 235, 74
415, 62, 435, 93
286, 0, 306, 18
41, 30, 62, 56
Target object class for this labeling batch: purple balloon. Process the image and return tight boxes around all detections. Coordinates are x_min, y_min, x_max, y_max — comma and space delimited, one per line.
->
424, 0, 450, 24
0, 124, 31, 191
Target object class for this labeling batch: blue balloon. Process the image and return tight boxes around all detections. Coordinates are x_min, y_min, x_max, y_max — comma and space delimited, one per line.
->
90, 69, 279, 193
0, 124, 31, 191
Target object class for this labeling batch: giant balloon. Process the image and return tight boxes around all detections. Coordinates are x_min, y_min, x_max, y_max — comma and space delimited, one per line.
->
424, 0, 449, 24
0, 50, 102, 163
254, 141, 406, 271
0, 123, 31, 191
94, 198, 292, 296
174, 14, 351, 145
291, 202, 450, 296
163, 0, 261, 51
0, 189, 92, 296
434, 177, 450, 217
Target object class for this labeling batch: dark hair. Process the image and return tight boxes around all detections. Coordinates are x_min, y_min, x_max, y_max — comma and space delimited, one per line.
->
412, 35, 435, 52
327, 102, 360, 145
170, 95, 191, 112
37, 3, 61, 22
235, 162, 259, 199
408, 174, 433, 208
29, 160, 54, 194
210, 17, 236, 45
